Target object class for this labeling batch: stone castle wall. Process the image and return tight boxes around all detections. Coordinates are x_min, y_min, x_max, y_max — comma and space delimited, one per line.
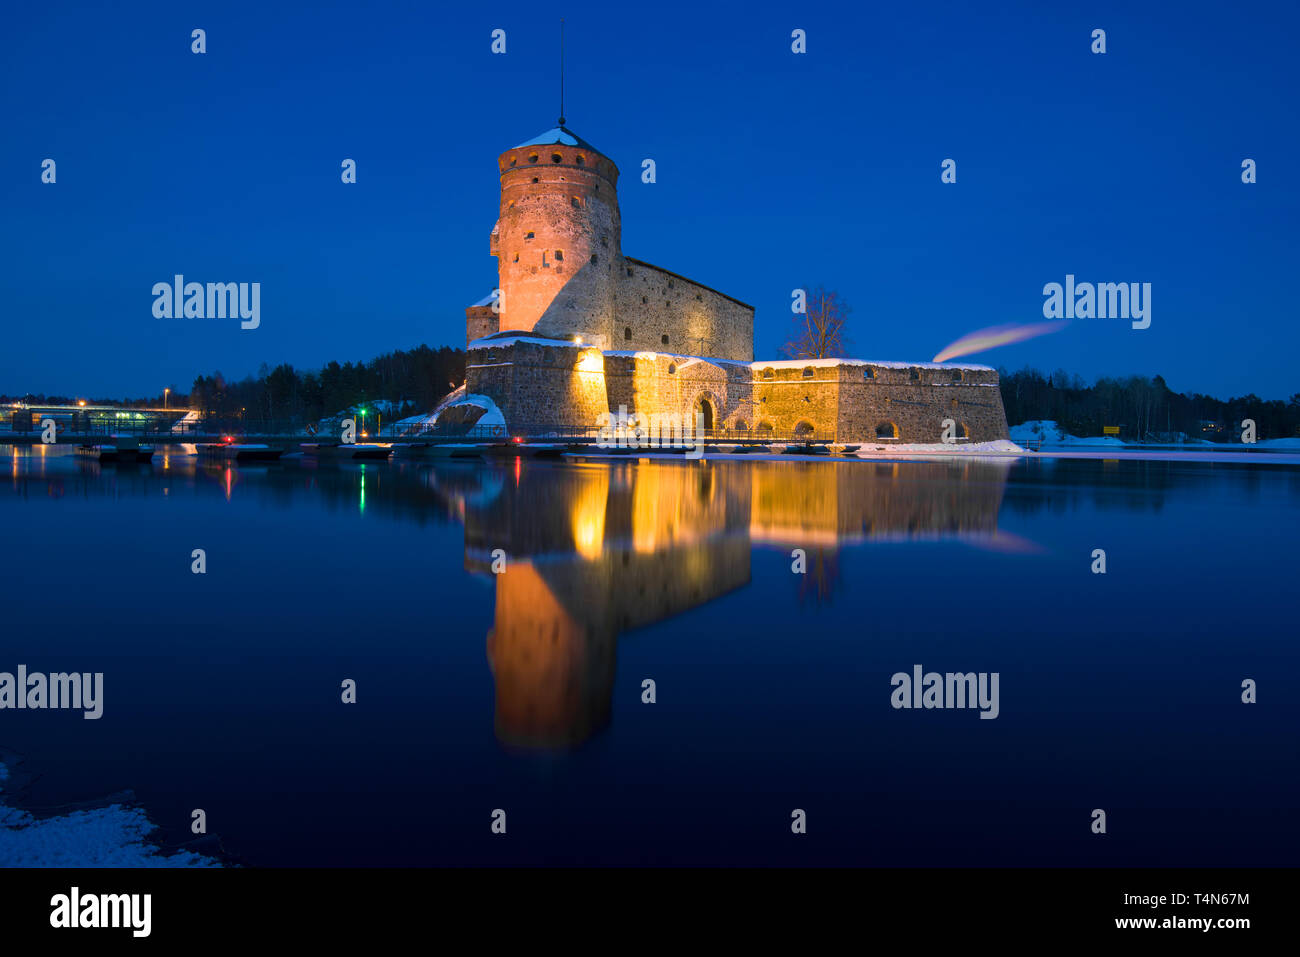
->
465, 341, 1009, 443
466, 338, 608, 429
613, 258, 754, 362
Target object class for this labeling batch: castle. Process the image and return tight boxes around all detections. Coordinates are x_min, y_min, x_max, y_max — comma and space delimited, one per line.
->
459, 124, 1010, 445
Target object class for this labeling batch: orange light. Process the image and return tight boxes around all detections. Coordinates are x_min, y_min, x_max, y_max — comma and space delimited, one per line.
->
512, 436, 523, 444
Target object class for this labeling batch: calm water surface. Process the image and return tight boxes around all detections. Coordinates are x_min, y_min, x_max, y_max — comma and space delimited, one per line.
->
1, 446, 1297, 865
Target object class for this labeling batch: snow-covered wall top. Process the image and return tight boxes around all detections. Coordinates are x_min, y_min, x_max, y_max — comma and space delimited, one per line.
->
468, 338, 995, 373
468, 334, 587, 351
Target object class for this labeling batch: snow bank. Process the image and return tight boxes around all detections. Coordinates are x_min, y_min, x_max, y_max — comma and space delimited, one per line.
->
1011, 420, 1125, 447
0, 761, 219, 867
434, 393, 506, 428
853, 439, 1025, 458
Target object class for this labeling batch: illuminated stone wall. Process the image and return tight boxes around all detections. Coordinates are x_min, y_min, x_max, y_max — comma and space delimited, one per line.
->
465, 339, 609, 431
470, 344, 1009, 442
613, 258, 753, 362
603, 353, 754, 432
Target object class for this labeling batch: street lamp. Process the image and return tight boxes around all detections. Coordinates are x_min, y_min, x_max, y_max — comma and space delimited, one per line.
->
164, 387, 170, 410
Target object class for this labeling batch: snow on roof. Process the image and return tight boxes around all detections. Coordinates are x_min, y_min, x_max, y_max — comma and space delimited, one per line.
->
511, 126, 602, 152
464, 339, 993, 373
602, 352, 993, 372
469, 292, 498, 308
755, 358, 994, 372
602, 349, 752, 367
467, 334, 586, 351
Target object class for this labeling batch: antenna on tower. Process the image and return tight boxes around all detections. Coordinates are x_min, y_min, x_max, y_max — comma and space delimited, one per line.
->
558, 19, 566, 127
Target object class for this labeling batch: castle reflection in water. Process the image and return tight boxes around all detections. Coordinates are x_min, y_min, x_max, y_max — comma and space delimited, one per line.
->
440, 458, 1011, 752
8, 448, 1011, 754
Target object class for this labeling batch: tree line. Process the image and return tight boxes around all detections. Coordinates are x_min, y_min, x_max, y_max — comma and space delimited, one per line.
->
998, 368, 1300, 440
0, 345, 467, 429
183, 345, 466, 428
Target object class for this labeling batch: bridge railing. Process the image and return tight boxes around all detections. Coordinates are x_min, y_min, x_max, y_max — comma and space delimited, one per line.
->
377, 421, 840, 444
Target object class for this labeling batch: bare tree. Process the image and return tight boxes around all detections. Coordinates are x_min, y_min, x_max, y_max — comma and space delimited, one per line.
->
781, 286, 851, 359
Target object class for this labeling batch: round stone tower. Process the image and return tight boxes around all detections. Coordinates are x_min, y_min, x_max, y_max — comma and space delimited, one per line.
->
491, 125, 621, 349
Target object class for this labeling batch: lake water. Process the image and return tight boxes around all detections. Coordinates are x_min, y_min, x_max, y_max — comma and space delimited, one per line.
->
1, 446, 1297, 866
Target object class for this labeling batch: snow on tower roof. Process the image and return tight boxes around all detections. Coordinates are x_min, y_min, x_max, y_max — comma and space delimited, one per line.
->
512, 126, 603, 153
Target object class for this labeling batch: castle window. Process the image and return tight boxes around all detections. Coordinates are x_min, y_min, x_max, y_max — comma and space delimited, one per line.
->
661, 334, 669, 345
551, 153, 562, 163
802, 367, 814, 378
876, 422, 899, 439
952, 369, 965, 382
762, 367, 774, 379
525, 232, 534, 240
513, 253, 519, 263
864, 368, 876, 379
590, 254, 598, 264
571, 196, 580, 207
910, 368, 921, 381
555, 250, 563, 261
668, 363, 677, 375
626, 267, 633, 277
509, 157, 517, 167
668, 281, 674, 289
532, 177, 539, 183
696, 294, 703, 301
624, 327, 632, 340
529, 154, 539, 163
576, 155, 585, 165
641, 296, 647, 304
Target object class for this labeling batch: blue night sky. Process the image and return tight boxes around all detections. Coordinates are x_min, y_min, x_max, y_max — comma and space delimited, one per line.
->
3, 0, 1297, 400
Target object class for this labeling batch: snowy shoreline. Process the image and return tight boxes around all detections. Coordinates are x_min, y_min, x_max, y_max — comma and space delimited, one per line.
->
0, 759, 220, 867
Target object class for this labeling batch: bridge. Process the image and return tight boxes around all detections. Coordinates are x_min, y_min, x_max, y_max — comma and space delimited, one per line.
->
0, 416, 843, 450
